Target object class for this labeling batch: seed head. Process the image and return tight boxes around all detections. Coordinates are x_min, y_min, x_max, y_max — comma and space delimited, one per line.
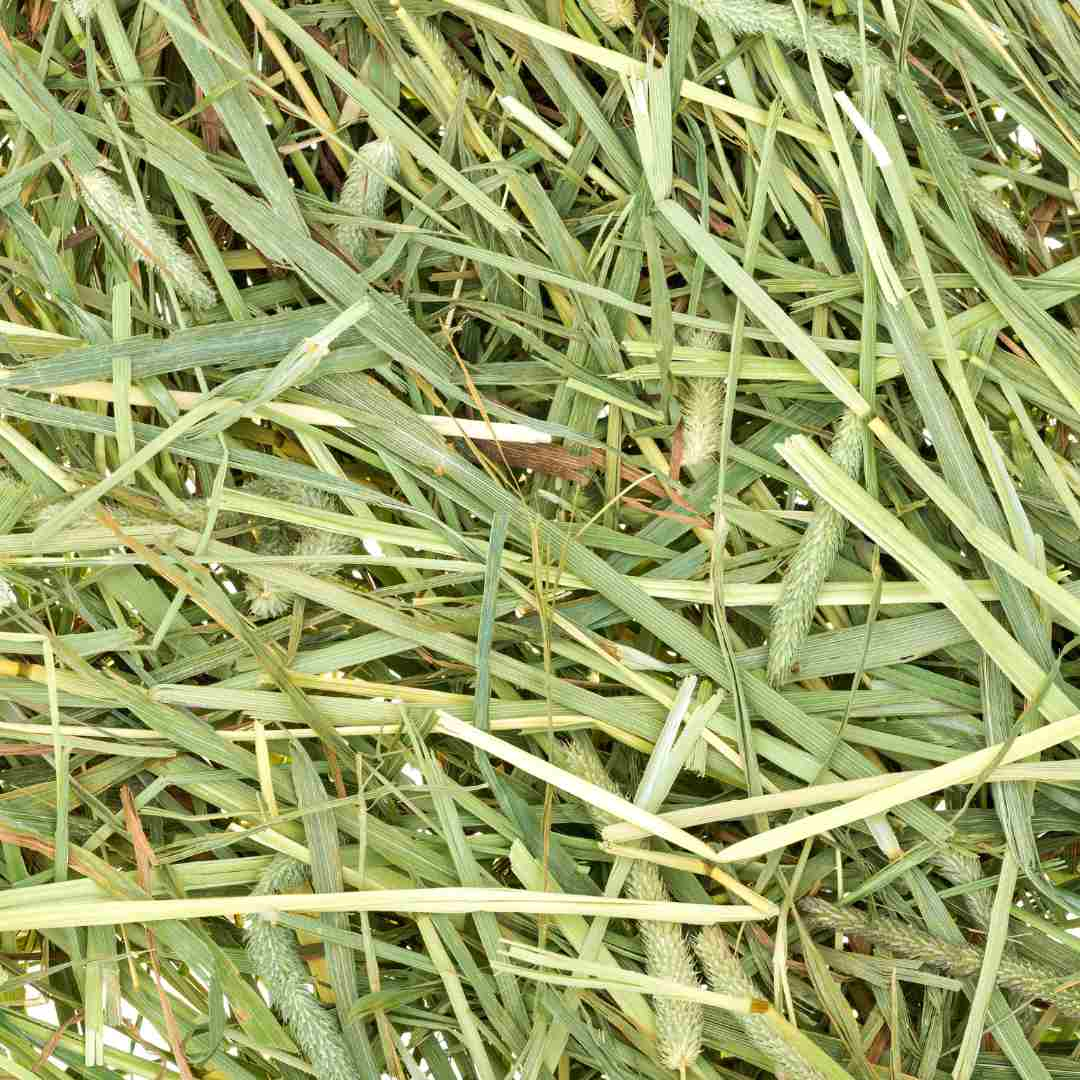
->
630, 865, 703, 1073
798, 897, 981, 975
561, 737, 622, 829
679, 379, 724, 468
561, 740, 702, 1073
929, 850, 993, 927
240, 480, 351, 618
75, 169, 216, 309
588, 0, 636, 29
336, 140, 400, 259
246, 857, 354, 1080
695, 928, 824, 1080
671, 0, 885, 69
767, 412, 863, 685
411, 19, 484, 98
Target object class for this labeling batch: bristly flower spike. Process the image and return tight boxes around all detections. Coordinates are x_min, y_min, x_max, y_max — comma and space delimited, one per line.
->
768, 411, 863, 685
588, 0, 636, 29
74, 169, 216, 309
245, 856, 355, 1080
561, 737, 703, 1074
335, 139, 400, 260
678, 378, 724, 468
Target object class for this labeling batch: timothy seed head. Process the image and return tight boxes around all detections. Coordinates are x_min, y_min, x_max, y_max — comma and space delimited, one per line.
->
929, 850, 993, 927
561, 744, 701, 1072
899, 80, 1027, 250
411, 19, 484, 98
246, 856, 354, 1080
767, 412, 863, 686
679, 379, 724, 468
828, 411, 863, 478
254, 854, 310, 896
997, 955, 1080, 1020
695, 928, 824, 1080
627, 861, 669, 906
336, 139, 400, 259
801, 898, 1080, 1019
587, 0, 636, 29
629, 866, 702, 1073
561, 736, 623, 829
75, 169, 216, 309
672, 0, 887, 70
798, 897, 981, 976
670, 0, 1024, 247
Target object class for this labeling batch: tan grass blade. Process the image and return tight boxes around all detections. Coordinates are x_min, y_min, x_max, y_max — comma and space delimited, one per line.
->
436, 712, 729, 867
0, 889, 757, 933
714, 709, 1080, 863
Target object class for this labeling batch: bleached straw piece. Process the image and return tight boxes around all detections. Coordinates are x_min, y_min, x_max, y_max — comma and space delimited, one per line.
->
714, 708, 1080, 864
0, 888, 755, 933
37, 381, 552, 443
436, 712, 728, 866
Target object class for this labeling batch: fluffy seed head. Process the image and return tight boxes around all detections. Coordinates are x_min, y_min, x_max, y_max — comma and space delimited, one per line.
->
0, 577, 15, 612
412, 20, 484, 98
244, 476, 339, 513
930, 850, 993, 927
246, 579, 294, 620
800, 897, 1080, 1018
240, 479, 350, 618
244, 526, 351, 620
255, 854, 310, 896
997, 955, 1080, 1020
627, 867, 702, 1072
292, 528, 355, 568
69, 0, 100, 19
679, 379, 724, 468
588, 0, 636, 29
561, 741, 702, 1072
75, 169, 216, 309
829, 411, 863, 477
672, 0, 886, 69
336, 140, 400, 259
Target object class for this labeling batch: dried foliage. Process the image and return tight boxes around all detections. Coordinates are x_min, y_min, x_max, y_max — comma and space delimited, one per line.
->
1, 0, 1080, 1079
